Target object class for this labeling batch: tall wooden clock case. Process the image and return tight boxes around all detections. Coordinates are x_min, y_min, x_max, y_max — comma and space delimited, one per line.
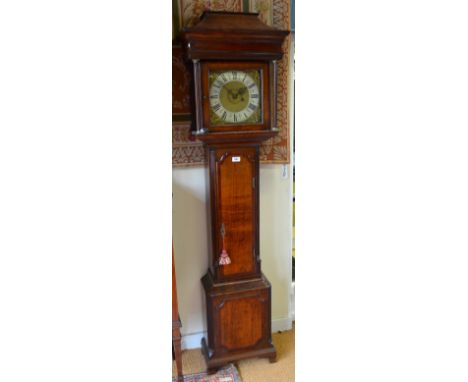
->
182, 12, 288, 371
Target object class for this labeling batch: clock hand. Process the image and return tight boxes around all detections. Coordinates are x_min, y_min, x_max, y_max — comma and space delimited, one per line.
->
237, 87, 248, 101
227, 88, 238, 101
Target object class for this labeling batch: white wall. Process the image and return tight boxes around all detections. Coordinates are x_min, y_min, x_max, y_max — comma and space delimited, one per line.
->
172, 163, 293, 349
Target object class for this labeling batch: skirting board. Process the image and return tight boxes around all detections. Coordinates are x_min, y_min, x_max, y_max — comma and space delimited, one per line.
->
181, 317, 293, 350
291, 281, 295, 321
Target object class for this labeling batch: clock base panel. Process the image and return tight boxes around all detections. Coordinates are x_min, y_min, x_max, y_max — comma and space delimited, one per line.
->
201, 272, 277, 371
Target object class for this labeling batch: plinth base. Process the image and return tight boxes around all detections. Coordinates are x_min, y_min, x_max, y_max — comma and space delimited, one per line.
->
201, 272, 277, 372
201, 337, 276, 373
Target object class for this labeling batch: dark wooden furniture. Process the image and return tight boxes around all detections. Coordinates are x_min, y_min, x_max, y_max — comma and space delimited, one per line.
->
182, 12, 288, 372
172, 244, 183, 382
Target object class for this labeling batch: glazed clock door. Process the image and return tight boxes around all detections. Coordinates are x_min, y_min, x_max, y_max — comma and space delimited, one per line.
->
210, 147, 260, 282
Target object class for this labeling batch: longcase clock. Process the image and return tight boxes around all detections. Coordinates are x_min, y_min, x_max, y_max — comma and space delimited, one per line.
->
182, 11, 289, 372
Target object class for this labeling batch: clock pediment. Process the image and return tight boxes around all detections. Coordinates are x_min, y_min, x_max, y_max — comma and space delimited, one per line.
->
182, 12, 288, 61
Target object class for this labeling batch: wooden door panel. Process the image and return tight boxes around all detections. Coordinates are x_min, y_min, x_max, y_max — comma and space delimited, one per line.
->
214, 148, 258, 278
214, 292, 268, 352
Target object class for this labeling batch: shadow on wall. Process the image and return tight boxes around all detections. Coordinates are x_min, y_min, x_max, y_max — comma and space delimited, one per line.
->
172, 175, 210, 337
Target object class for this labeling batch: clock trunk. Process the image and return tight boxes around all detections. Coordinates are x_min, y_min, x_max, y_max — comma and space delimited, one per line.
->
208, 145, 260, 282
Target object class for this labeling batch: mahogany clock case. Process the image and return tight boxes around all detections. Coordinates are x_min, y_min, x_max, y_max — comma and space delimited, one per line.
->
180, 11, 289, 372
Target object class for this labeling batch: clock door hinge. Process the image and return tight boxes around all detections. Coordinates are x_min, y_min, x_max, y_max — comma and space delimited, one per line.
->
252, 177, 256, 189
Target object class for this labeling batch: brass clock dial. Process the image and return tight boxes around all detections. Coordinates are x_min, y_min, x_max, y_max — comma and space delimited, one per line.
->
208, 70, 262, 125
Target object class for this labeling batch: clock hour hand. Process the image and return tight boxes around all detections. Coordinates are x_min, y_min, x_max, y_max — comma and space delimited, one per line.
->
237, 87, 248, 101
227, 88, 236, 99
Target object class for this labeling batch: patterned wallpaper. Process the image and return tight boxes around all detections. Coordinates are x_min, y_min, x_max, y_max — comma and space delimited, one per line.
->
172, 0, 291, 167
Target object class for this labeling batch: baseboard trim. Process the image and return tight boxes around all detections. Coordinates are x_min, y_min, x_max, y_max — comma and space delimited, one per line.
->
179, 331, 205, 350
291, 281, 295, 321
272, 316, 293, 333
181, 317, 293, 350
